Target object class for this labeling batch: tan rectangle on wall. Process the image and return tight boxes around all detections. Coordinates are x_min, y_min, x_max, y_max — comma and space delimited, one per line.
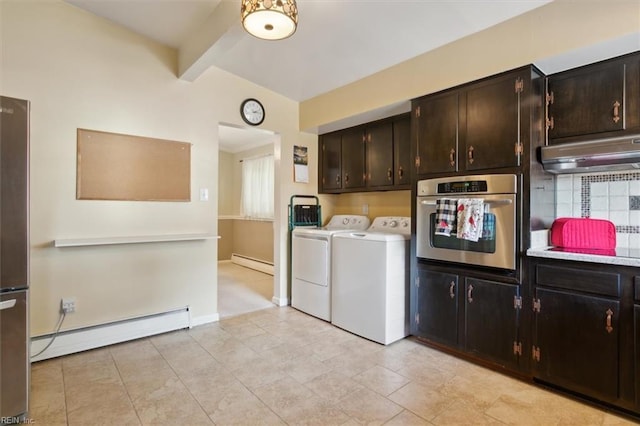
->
233, 220, 274, 263
77, 129, 191, 201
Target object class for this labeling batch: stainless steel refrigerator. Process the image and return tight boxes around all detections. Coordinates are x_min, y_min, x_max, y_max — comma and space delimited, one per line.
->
0, 96, 30, 421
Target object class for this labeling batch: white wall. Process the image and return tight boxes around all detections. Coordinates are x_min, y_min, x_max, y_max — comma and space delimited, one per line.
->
300, 1, 640, 131
1, 1, 316, 334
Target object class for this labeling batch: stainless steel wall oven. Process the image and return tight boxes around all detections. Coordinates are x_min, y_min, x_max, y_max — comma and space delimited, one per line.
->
416, 174, 518, 271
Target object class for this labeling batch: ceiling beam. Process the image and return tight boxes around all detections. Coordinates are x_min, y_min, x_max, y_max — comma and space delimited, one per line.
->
178, 0, 239, 82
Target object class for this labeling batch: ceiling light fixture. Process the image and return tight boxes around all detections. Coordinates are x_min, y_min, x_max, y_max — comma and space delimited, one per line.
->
241, 0, 298, 41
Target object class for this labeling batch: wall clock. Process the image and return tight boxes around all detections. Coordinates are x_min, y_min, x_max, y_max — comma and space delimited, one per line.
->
240, 98, 265, 126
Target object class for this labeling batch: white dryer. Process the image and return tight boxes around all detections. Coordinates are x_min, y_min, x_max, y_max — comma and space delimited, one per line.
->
331, 216, 411, 345
291, 215, 370, 321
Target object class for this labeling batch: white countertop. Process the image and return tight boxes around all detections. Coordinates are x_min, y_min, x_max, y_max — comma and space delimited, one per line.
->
527, 246, 640, 268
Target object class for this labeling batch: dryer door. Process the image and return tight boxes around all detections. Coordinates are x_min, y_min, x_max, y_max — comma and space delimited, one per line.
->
292, 235, 328, 287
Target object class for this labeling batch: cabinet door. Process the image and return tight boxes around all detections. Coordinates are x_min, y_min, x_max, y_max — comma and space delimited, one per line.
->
464, 278, 519, 368
534, 287, 620, 402
341, 128, 366, 190
464, 74, 521, 170
635, 304, 640, 409
320, 132, 342, 192
366, 121, 394, 188
393, 115, 411, 188
548, 61, 625, 140
413, 268, 459, 347
414, 92, 459, 175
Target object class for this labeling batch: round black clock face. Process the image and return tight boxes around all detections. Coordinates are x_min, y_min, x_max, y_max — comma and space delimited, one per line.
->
240, 98, 265, 126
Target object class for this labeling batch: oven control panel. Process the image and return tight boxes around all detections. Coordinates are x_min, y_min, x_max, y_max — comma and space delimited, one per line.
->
437, 180, 488, 194
417, 174, 517, 197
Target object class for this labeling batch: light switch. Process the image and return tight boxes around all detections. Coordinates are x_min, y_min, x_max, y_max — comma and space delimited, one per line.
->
199, 188, 209, 201
362, 204, 369, 214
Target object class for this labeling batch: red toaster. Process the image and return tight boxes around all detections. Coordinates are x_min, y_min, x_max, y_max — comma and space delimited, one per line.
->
550, 217, 616, 250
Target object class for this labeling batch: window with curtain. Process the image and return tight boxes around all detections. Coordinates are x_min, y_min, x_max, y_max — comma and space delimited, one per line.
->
240, 154, 274, 219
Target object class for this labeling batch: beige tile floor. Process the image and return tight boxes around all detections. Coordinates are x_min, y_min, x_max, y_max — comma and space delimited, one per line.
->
29, 304, 639, 425
217, 262, 274, 319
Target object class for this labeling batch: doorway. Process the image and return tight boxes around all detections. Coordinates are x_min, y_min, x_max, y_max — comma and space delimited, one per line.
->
217, 123, 277, 318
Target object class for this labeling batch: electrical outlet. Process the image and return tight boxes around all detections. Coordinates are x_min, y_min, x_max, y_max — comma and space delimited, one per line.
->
61, 297, 76, 314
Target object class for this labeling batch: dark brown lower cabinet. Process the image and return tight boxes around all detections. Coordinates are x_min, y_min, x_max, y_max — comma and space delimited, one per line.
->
530, 259, 639, 416
413, 258, 640, 417
465, 278, 520, 369
635, 304, 640, 410
413, 268, 459, 347
412, 265, 522, 371
533, 287, 620, 401
635, 274, 640, 411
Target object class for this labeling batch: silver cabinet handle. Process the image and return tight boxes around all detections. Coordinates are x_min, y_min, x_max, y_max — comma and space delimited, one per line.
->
0, 299, 17, 311
467, 284, 474, 303
449, 281, 455, 299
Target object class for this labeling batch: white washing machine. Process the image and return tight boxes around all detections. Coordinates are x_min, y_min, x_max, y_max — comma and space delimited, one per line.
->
291, 215, 370, 321
331, 216, 411, 345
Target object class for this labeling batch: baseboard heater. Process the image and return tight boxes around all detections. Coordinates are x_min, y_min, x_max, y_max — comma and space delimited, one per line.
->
30, 307, 190, 362
231, 253, 274, 275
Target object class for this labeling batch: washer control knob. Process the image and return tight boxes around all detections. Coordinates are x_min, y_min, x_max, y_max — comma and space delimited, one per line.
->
343, 218, 350, 225
402, 221, 409, 227
389, 220, 398, 228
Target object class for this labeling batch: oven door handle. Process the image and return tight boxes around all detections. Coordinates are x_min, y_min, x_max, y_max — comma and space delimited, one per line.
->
419, 199, 513, 206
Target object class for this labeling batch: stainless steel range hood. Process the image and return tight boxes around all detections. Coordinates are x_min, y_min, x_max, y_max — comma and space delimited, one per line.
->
540, 135, 640, 174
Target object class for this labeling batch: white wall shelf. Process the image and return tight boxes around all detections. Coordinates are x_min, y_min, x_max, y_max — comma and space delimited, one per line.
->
54, 233, 220, 248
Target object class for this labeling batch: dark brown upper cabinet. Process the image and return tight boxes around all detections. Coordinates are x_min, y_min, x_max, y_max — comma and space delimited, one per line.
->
546, 51, 640, 144
412, 65, 543, 176
464, 72, 524, 171
367, 115, 412, 190
318, 113, 411, 194
319, 126, 365, 193
392, 114, 411, 189
340, 127, 366, 191
319, 131, 342, 192
413, 91, 459, 175
365, 121, 394, 189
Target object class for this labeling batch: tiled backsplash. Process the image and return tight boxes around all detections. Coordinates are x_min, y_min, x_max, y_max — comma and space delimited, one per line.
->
555, 171, 640, 249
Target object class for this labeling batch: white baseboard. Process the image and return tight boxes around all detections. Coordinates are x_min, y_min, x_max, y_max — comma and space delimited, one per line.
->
272, 296, 289, 307
30, 307, 190, 362
190, 313, 219, 327
231, 253, 274, 275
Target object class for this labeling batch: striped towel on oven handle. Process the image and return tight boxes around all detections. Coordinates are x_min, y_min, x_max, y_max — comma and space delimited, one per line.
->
435, 198, 457, 237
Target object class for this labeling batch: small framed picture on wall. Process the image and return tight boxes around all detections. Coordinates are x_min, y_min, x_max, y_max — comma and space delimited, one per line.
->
294, 145, 309, 183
